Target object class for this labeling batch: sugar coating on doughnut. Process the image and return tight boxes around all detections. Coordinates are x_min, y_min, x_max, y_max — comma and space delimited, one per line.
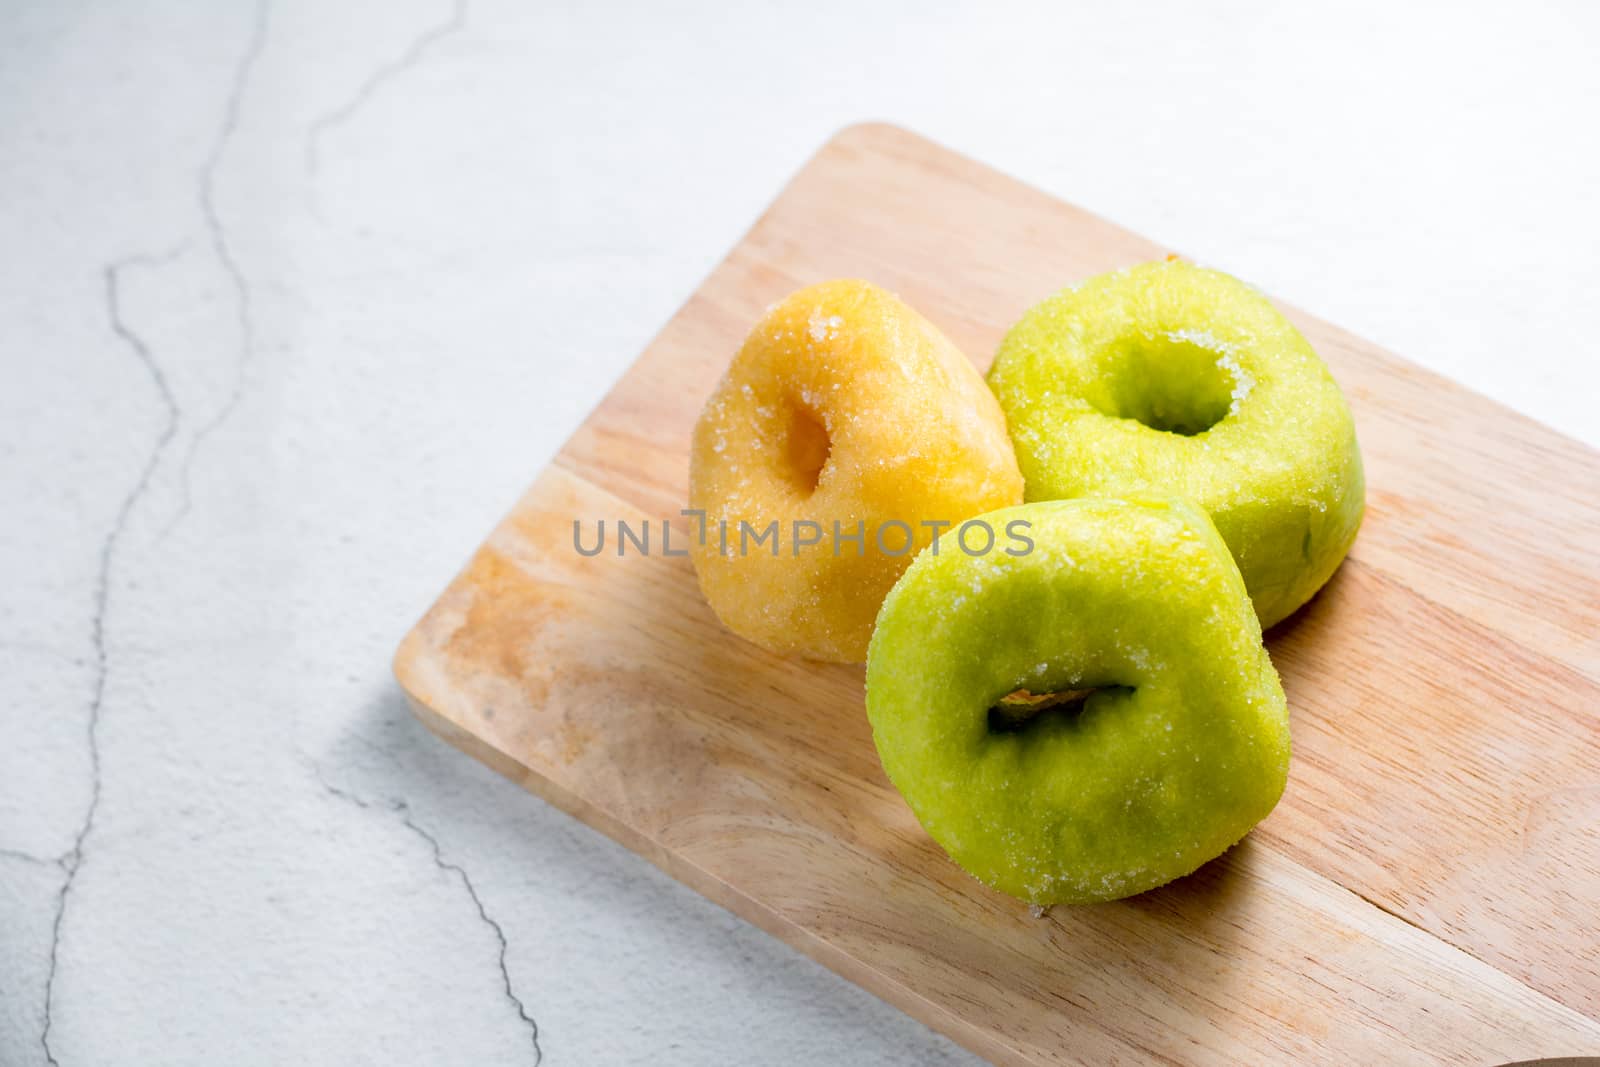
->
987, 259, 1365, 628
689, 280, 1023, 663
866, 497, 1291, 905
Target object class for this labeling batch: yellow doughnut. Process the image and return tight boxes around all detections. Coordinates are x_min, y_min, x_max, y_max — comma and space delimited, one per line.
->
689, 280, 1023, 663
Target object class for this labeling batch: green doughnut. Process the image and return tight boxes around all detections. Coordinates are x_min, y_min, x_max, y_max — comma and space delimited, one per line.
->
986, 260, 1365, 628
865, 498, 1290, 905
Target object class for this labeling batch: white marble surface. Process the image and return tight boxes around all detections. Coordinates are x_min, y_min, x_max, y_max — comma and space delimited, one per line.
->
3, 1, 1597, 1063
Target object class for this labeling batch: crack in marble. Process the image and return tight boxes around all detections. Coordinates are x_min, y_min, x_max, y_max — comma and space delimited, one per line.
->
169, 0, 271, 530
39, 258, 184, 1067
302, 756, 543, 1064
0, 847, 63, 870
396, 808, 544, 1065
304, 0, 469, 175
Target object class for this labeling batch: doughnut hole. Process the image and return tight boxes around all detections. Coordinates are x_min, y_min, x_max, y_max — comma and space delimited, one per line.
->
782, 402, 831, 496
988, 685, 1130, 733
1101, 335, 1236, 436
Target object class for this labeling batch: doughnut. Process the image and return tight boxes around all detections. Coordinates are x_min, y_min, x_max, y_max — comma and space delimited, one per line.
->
866, 496, 1290, 905
986, 259, 1364, 628
689, 280, 1023, 663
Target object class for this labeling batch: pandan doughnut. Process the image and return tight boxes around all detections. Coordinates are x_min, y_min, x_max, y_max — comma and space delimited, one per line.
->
689, 280, 1023, 663
866, 497, 1291, 905
987, 260, 1364, 628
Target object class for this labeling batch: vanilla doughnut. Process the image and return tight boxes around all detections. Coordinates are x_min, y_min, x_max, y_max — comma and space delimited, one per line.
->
689, 280, 1023, 662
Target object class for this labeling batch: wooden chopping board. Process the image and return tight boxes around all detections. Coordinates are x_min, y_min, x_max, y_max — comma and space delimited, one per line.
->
394, 124, 1600, 1065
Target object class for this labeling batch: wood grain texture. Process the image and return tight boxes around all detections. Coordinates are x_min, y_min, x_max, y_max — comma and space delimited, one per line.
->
395, 125, 1600, 1065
